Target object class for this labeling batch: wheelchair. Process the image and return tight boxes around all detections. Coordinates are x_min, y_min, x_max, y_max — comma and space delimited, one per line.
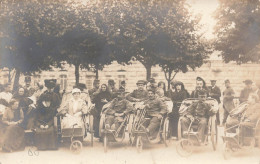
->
222, 102, 260, 159
56, 91, 94, 153
176, 98, 219, 157
131, 100, 173, 152
99, 103, 134, 153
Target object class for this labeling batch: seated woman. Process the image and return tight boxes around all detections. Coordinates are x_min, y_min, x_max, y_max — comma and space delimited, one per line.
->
34, 93, 57, 150
61, 88, 88, 128
0, 99, 25, 152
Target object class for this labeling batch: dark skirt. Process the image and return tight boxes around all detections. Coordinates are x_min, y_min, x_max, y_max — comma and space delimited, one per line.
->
1, 125, 25, 152
34, 126, 57, 150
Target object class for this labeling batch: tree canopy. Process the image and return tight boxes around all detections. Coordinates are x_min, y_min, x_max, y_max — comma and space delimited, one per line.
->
214, 0, 260, 63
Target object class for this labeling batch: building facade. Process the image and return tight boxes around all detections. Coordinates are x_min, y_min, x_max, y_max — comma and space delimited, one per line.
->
1, 59, 260, 97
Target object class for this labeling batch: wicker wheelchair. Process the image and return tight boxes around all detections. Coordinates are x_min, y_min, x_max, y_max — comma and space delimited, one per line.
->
56, 91, 94, 153
176, 98, 219, 157
222, 102, 260, 159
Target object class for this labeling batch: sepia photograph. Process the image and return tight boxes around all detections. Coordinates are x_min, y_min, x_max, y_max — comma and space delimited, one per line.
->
0, 0, 260, 163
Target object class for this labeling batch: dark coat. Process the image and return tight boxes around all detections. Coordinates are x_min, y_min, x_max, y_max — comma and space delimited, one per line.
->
34, 105, 57, 150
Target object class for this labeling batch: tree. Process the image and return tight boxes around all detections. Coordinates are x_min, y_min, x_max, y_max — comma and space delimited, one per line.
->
214, 0, 260, 63
0, 0, 61, 91
96, 0, 210, 81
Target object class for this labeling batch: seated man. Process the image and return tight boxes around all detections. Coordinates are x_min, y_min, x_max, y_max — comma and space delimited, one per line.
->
143, 89, 167, 139
226, 94, 260, 137
180, 90, 213, 143
126, 80, 148, 102
105, 89, 134, 132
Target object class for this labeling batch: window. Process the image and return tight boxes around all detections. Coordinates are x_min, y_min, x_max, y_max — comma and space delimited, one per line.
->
60, 75, 67, 91
33, 75, 41, 86
86, 75, 96, 89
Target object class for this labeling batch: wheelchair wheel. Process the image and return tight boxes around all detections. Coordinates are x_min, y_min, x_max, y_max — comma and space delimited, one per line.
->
89, 115, 94, 147
104, 135, 108, 153
99, 114, 105, 137
136, 136, 143, 153
70, 140, 82, 154
210, 117, 217, 151
177, 118, 182, 140
176, 139, 193, 157
163, 117, 171, 147
128, 114, 134, 133
222, 142, 232, 160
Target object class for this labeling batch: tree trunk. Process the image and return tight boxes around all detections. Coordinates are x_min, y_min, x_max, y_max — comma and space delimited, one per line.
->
144, 64, 152, 81
167, 71, 172, 90
8, 69, 11, 83
75, 63, 80, 85
13, 69, 20, 93
95, 69, 99, 79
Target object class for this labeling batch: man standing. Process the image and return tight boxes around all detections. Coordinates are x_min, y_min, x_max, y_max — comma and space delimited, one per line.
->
24, 76, 35, 97
108, 79, 118, 98
239, 79, 254, 104
143, 89, 167, 139
222, 79, 235, 124
126, 80, 148, 102
208, 79, 221, 124
89, 79, 100, 100
180, 90, 213, 143
119, 81, 126, 92
191, 77, 209, 98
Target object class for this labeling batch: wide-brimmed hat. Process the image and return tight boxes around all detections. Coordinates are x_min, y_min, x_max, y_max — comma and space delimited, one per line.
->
44, 79, 56, 89
72, 88, 81, 94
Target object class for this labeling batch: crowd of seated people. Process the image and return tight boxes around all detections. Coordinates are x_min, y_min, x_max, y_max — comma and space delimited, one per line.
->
0, 76, 259, 153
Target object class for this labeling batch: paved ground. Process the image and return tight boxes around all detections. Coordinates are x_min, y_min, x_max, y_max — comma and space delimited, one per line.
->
0, 127, 260, 164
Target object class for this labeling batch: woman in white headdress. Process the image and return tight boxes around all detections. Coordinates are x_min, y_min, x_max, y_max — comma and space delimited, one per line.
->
61, 88, 89, 128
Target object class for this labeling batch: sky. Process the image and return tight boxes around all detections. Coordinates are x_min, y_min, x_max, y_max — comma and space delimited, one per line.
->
187, 0, 219, 39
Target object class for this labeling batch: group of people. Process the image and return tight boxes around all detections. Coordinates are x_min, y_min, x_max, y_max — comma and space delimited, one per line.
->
0, 76, 259, 152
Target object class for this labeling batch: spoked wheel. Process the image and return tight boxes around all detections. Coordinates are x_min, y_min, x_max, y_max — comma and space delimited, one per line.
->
222, 142, 232, 160
177, 118, 182, 140
136, 136, 143, 153
70, 140, 82, 154
210, 117, 217, 151
163, 117, 171, 147
103, 135, 108, 153
99, 114, 105, 137
89, 115, 94, 147
176, 139, 193, 157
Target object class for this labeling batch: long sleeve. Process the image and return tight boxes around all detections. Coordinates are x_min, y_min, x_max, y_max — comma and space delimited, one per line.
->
81, 100, 89, 114
105, 99, 116, 115
124, 100, 134, 115
126, 91, 136, 102
159, 100, 167, 115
